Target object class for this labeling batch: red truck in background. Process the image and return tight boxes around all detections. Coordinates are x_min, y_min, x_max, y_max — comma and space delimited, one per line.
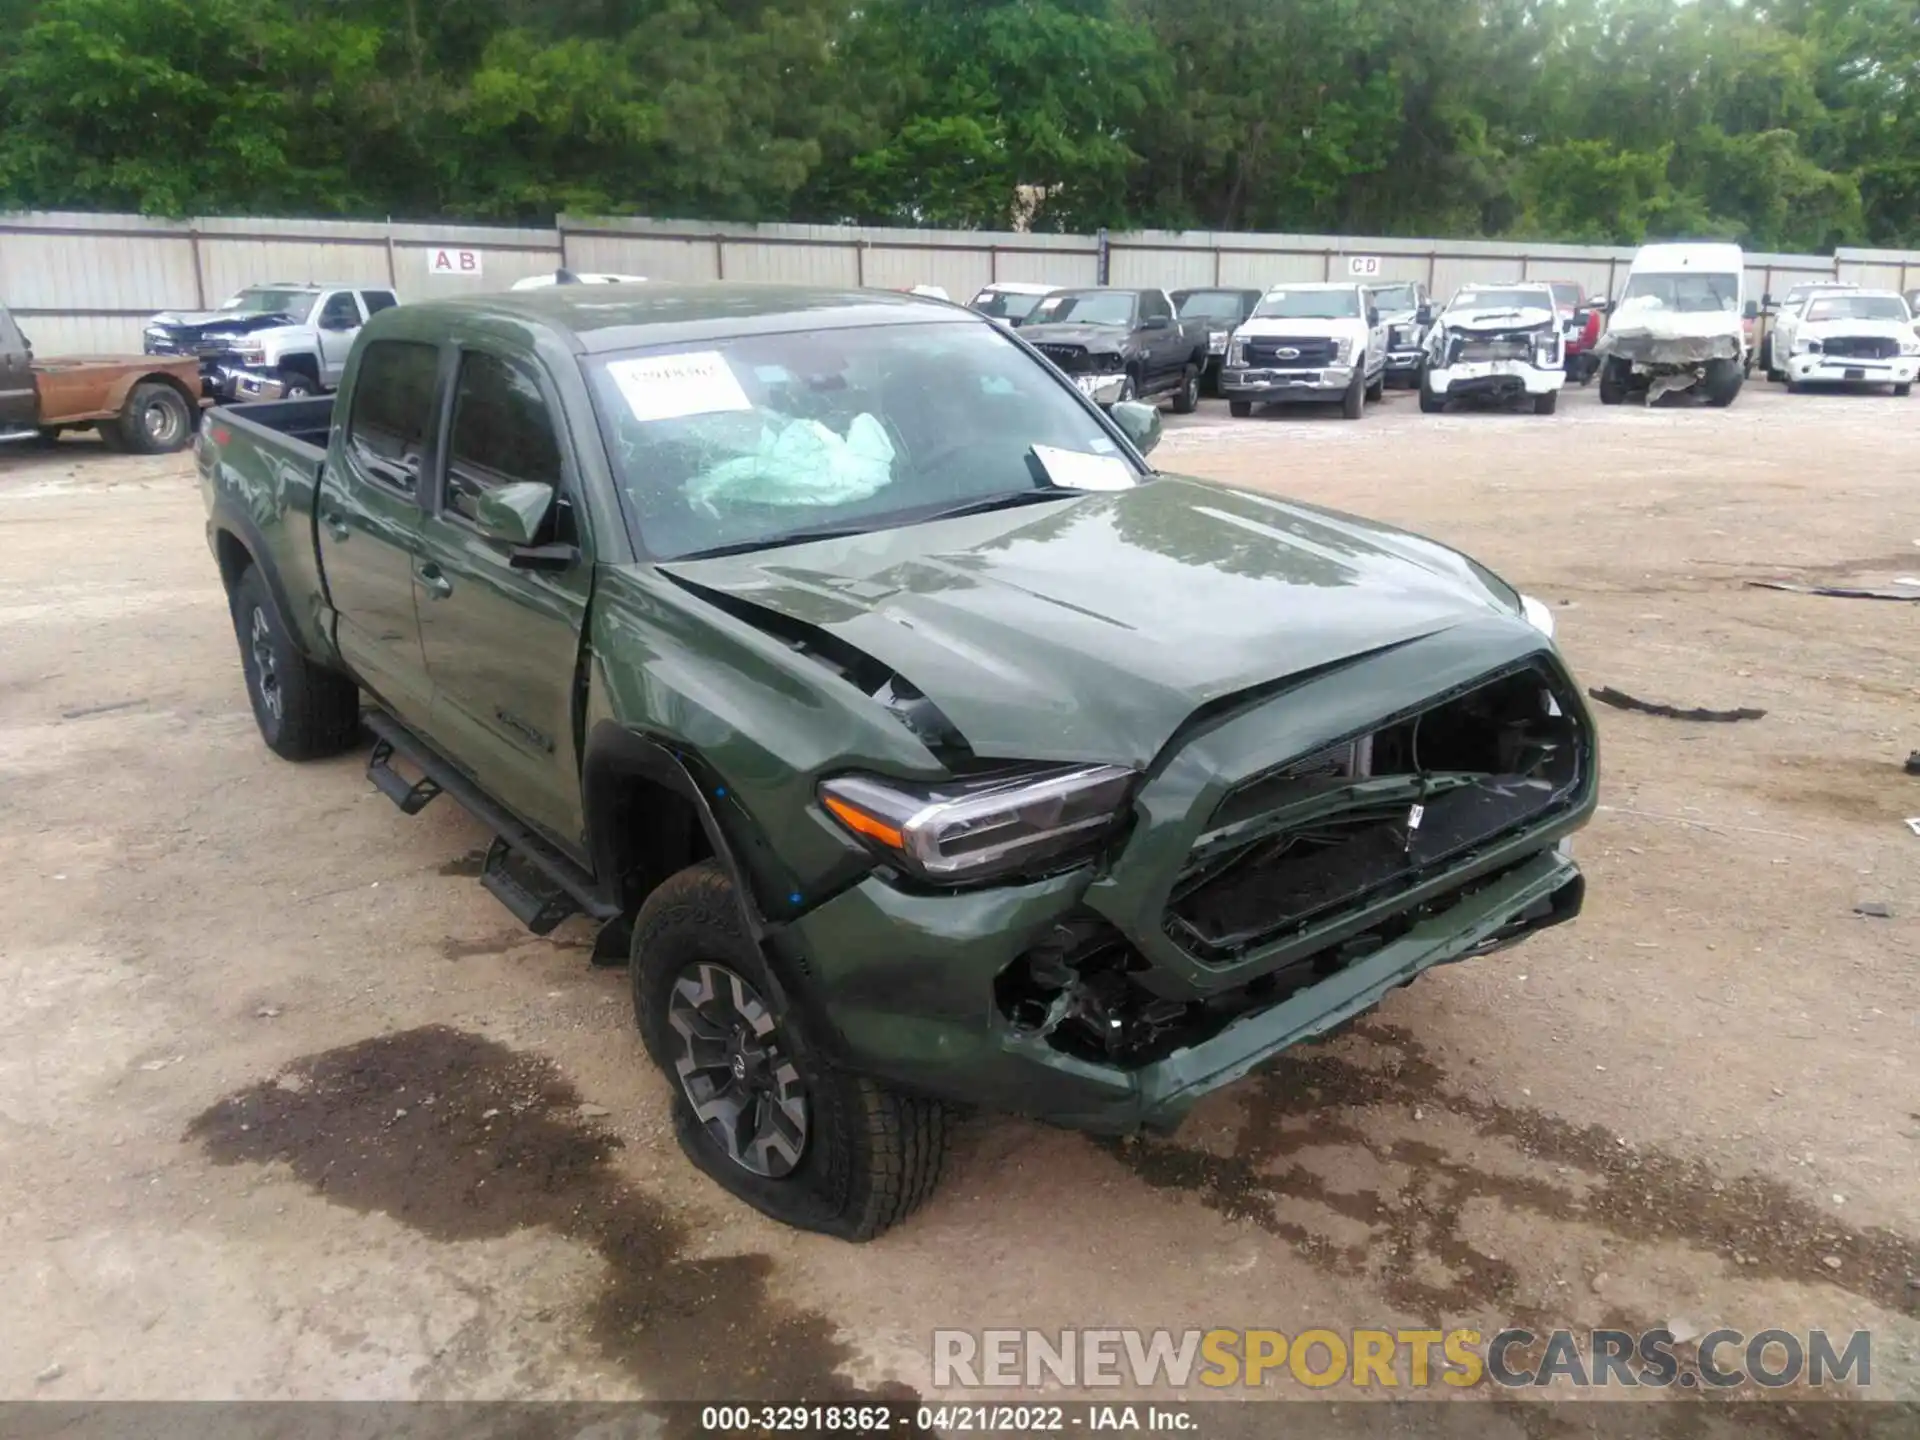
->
1543, 280, 1604, 383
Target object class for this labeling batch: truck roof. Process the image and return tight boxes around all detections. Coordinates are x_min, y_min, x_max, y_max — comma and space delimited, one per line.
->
391, 283, 962, 355
1627, 242, 1744, 273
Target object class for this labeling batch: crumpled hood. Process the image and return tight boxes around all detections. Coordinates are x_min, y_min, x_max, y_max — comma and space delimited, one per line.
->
1442, 305, 1556, 334
147, 309, 298, 338
661, 476, 1529, 768
1017, 321, 1131, 351
1601, 298, 1742, 342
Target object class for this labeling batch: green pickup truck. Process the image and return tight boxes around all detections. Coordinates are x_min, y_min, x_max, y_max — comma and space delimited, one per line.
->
197, 284, 1596, 1240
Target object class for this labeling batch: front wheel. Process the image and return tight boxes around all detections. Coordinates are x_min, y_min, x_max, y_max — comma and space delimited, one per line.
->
1417, 367, 1445, 414
633, 861, 949, 1241
1598, 357, 1630, 405
1896, 382, 1912, 398
1365, 369, 1385, 402
1116, 372, 1138, 404
1170, 365, 1200, 414
229, 565, 361, 760
1703, 357, 1743, 408
1341, 371, 1365, 420
1533, 390, 1559, 415
1227, 399, 1252, 419
277, 368, 319, 400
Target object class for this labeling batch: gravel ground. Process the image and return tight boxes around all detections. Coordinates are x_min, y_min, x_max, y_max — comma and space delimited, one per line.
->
1, 377, 1916, 1408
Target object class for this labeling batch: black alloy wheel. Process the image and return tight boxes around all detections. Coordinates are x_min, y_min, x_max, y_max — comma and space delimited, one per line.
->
666, 960, 809, 1178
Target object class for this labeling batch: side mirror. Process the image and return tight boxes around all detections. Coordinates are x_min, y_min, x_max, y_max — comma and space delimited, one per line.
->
472, 480, 554, 546
1415, 303, 1433, 325
1109, 400, 1161, 457
1367, 308, 1381, 328
1742, 300, 1759, 321
1142, 314, 1171, 331
1761, 292, 1775, 310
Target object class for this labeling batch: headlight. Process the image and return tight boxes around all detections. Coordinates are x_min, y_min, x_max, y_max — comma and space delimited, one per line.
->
1520, 594, 1556, 640
1092, 353, 1122, 372
1208, 330, 1229, 354
819, 765, 1135, 883
235, 343, 265, 362
1391, 324, 1416, 347
1793, 336, 1822, 355
1227, 338, 1247, 367
1533, 333, 1560, 366
1332, 337, 1354, 364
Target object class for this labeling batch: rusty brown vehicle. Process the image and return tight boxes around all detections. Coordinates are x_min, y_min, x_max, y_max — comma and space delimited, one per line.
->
1, 300, 204, 454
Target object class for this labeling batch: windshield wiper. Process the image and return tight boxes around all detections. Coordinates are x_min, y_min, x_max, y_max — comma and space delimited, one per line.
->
670, 523, 878, 561
915, 487, 1086, 524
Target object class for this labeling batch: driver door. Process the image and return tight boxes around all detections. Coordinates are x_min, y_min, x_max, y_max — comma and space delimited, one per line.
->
0, 304, 37, 431
314, 291, 367, 387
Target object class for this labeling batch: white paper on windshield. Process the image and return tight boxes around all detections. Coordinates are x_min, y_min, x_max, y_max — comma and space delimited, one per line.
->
606, 350, 752, 423
1031, 445, 1137, 492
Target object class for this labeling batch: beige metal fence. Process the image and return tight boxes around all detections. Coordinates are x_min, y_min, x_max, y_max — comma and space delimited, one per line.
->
3, 207, 1913, 357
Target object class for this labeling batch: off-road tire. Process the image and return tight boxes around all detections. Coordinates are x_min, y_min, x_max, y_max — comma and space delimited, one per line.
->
1533, 390, 1559, 415
229, 564, 360, 760
277, 367, 320, 399
1228, 399, 1253, 419
1896, 383, 1912, 398
1703, 357, 1743, 408
1417, 367, 1445, 414
632, 860, 949, 1241
1116, 372, 1138, 404
1365, 370, 1385, 402
1170, 366, 1200, 414
119, 381, 193, 454
1341, 370, 1365, 420
1598, 357, 1630, 405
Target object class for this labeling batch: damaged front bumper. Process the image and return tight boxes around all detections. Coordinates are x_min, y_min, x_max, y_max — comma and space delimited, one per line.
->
1220, 364, 1354, 403
786, 622, 1596, 1135
1426, 361, 1564, 398
1786, 354, 1918, 387
217, 366, 289, 402
1071, 372, 1130, 406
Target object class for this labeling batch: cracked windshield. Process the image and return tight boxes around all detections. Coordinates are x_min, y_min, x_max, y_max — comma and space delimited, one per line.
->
588, 321, 1137, 560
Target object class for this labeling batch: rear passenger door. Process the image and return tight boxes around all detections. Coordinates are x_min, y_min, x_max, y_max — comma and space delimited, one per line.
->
1138, 289, 1179, 385
315, 338, 439, 730
314, 291, 367, 387
414, 345, 592, 849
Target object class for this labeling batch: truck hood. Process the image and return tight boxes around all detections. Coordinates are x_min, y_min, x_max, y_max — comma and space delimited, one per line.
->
1016, 321, 1132, 351
1800, 316, 1915, 342
660, 475, 1528, 768
1234, 317, 1365, 343
1441, 304, 1556, 333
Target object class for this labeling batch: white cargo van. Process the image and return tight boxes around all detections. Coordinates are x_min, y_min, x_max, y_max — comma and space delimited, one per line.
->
1594, 242, 1752, 406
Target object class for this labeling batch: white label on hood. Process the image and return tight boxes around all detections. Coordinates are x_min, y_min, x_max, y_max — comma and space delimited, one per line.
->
608, 350, 753, 423
1031, 445, 1136, 491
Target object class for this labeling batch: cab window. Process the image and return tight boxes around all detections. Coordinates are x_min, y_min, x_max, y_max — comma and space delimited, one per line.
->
318, 292, 363, 331
345, 340, 439, 494
443, 351, 573, 543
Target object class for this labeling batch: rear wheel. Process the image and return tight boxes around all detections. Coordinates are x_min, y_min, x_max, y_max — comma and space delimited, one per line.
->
119, 381, 193, 454
633, 860, 949, 1241
1533, 390, 1559, 415
229, 565, 361, 760
1227, 399, 1252, 419
1170, 365, 1200, 414
1341, 370, 1365, 420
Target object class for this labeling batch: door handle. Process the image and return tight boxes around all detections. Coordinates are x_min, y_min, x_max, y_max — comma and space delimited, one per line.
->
322, 511, 350, 541
416, 561, 453, 599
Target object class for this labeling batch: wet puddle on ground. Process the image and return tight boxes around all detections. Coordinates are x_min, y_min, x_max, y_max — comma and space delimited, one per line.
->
189, 1025, 919, 1405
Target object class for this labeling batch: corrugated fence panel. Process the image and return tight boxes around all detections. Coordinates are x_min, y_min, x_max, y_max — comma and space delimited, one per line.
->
19, 209, 1920, 346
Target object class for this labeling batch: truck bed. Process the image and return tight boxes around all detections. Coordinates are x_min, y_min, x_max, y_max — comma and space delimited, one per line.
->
212, 395, 334, 454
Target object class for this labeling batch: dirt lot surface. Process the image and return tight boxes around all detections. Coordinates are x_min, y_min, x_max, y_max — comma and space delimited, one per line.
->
3, 380, 1917, 1411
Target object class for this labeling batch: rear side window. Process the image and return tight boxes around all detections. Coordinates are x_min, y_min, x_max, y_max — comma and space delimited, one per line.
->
318, 292, 363, 330
444, 351, 568, 537
346, 340, 440, 493
361, 290, 398, 315
1139, 290, 1172, 321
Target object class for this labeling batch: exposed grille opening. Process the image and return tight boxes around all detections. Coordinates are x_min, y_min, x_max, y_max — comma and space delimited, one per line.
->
1035, 344, 1090, 370
1167, 662, 1585, 965
999, 864, 1581, 1070
1447, 333, 1539, 364
1821, 336, 1899, 361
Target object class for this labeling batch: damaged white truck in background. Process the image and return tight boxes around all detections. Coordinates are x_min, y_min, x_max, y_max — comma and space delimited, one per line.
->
1595, 242, 1752, 407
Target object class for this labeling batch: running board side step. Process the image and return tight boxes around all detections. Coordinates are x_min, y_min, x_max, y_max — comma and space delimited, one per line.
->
363, 710, 621, 937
